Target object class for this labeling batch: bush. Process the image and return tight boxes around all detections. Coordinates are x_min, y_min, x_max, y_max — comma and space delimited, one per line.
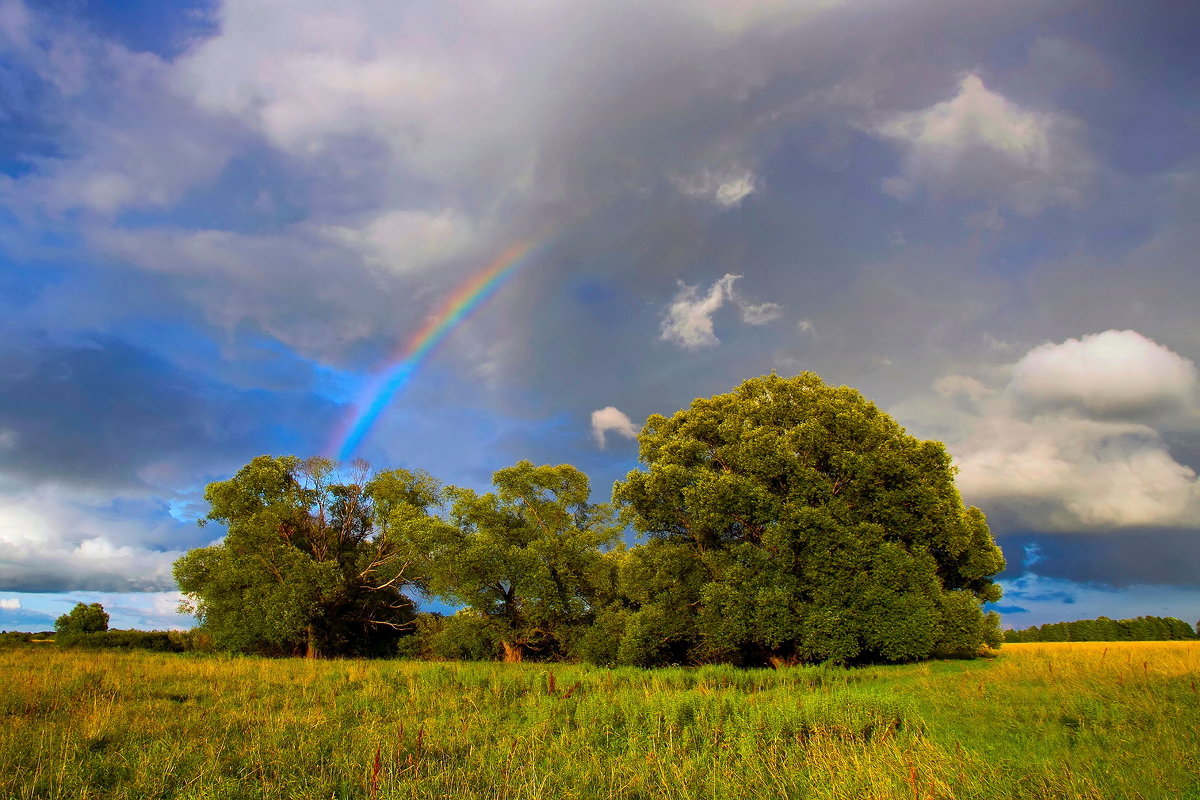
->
55, 630, 184, 652
425, 612, 501, 661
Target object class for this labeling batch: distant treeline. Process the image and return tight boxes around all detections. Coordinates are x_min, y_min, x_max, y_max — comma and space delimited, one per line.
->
1004, 616, 1198, 643
0, 631, 53, 646
0, 629, 206, 652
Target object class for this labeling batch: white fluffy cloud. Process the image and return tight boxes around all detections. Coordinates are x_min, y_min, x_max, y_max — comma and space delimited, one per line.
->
878, 73, 1092, 216
0, 487, 186, 592
660, 274, 783, 349
942, 331, 1200, 531
1010, 330, 1198, 418
590, 406, 639, 448
0, 597, 19, 610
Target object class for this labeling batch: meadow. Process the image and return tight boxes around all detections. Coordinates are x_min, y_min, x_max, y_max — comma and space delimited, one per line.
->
1, 642, 1197, 800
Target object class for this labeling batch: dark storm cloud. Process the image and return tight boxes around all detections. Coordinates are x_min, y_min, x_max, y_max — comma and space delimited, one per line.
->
997, 531, 1200, 590
0, 333, 339, 490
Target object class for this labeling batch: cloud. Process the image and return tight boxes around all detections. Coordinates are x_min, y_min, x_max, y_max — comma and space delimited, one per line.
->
660, 274, 783, 349
0, 11, 239, 218
1010, 330, 1198, 419
661, 274, 738, 349
997, 530, 1200, 590
956, 416, 1200, 529
738, 299, 785, 326
590, 406, 639, 449
0, 332, 339, 593
673, 166, 760, 208
0, 597, 19, 610
0, 334, 338, 490
0, 486, 195, 592
877, 73, 1092, 216
942, 331, 1200, 531
318, 208, 471, 273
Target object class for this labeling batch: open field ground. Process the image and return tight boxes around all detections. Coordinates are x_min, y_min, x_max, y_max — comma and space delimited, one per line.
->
2, 642, 1198, 799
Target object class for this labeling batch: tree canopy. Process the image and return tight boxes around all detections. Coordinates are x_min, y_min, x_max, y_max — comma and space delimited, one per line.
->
173, 456, 440, 657
613, 372, 1005, 665
55, 602, 109, 635
414, 461, 620, 662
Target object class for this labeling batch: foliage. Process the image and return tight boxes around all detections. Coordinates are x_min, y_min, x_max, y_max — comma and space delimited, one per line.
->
414, 461, 621, 662
54, 629, 183, 652
1004, 615, 1199, 643
2, 643, 1198, 799
0, 631, 37, 648
54, 602, 109, 635
173, 456, 441, 657
614, 372, 1005, 666
171, 373, 1011, 666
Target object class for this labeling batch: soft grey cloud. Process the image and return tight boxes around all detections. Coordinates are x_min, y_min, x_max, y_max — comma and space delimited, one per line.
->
590, 406, 639, 449
672, 165, 760, 208
877, 73, 1093, 216
738, 298, 785, 326
997, 530, 1200, 590
0, 13, 239, 218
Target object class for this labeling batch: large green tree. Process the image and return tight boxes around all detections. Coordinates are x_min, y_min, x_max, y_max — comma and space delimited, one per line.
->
55, 602, 109, 635
415, 461, 620, 662
613, 372, 1005, 666
174, 455, 440, 657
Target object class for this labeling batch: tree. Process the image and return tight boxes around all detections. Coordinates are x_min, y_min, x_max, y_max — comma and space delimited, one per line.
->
414, 461, 620, 662
55, 602, 109, 635
613, 372, 1005, 666
173, 455, 439, 658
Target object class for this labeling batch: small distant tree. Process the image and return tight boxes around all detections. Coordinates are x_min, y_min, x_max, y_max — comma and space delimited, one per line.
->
55, 602, 109, 635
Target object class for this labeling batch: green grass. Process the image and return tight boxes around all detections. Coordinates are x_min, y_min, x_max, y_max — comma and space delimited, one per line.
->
2, 642, 1198, 799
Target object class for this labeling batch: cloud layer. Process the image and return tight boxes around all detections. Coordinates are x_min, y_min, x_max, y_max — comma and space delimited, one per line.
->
0, 0, 1197, 628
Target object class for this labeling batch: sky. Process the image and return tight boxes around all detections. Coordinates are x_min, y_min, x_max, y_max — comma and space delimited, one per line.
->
1, 0, 1198, 633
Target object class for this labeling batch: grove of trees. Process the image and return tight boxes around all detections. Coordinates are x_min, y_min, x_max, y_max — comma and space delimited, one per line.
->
174, 372, 1008, 666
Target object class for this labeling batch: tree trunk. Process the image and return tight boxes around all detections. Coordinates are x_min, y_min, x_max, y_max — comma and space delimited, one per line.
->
500, 640, 524, 663
306, 624, 320, 660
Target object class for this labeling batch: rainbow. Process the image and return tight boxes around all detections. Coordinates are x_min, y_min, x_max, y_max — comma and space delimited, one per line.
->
330, 238, 538, 461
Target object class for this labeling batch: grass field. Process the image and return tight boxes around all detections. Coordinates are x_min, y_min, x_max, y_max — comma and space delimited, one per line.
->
2, 642, 1197, 799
